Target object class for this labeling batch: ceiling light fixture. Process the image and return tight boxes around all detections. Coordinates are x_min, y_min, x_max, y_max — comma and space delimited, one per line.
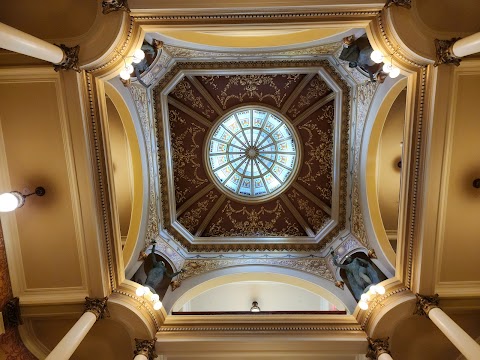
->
358, 284, 386, 311
250, 301, 261, 313
135, 286, 162, 311
370, 48, 401, 79
0, 187, 46, 213
117, 48, 146, 82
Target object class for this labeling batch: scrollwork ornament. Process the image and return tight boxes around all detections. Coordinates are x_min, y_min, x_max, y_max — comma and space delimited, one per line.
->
366, 337, 391, 359
102, 0, 130, 15
434, 38, 462, 67
134, 338, 157, 360
414, 293, 440, 317
53, 44, 80, 72
385, 0, 411, 9
84, 297, 109, 321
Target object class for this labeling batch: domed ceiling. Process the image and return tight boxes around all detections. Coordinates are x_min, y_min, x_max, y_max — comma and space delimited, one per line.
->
153, 60, 350, 252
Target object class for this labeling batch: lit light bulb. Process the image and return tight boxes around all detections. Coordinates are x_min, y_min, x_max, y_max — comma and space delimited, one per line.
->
143, 286, 151, 295
0, 192, 24, 212
125, 64, 134, 74
358, 301, 369, 310
153, 301, 162, 310
133, 49, 145, 61
376, 285, 386, 295
369, 285, 378, 295
136, 287, 145, 296
151, 294, 160, 303
370, 50, 384, 64
119, 69, 131, 80
360, 293, 371, 301
382, 61, 394, 74
389, 67, 401, 78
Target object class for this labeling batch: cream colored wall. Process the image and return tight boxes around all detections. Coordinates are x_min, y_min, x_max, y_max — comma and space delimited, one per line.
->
377, 90, 405, 232
106, 97, 133, 239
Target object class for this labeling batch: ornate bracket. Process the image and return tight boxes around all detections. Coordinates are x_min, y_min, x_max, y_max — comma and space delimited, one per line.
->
366, 337, 391, 359
414, 293, 440, 317
134, 338, 157, 360
53, 44, 80, 72
102, 0, 130, 15
434, 38, 462, 66
385, 0, 412, 9
84, 297, 109, 320
2, 297, 22, 328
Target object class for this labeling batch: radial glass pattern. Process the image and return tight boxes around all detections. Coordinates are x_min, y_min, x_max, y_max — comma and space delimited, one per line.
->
208, 107, 298, 200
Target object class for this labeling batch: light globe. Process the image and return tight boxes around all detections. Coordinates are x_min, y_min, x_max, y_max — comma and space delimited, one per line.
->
358, 301, 369, 310
153, 301, 162, 310
370, 50, 384, 64
0, 192, 24, 212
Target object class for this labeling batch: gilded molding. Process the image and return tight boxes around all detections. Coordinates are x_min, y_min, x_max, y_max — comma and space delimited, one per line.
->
414, 293, 439, 317
360, 286, 409, 329
102, 0, 130, 15
385, 0, 411, 9
159, 324, 363, 332
53, 44, 80, 72
366, 337, 391, 359
434, 38, 462, 67
134, 338, 156, 360
111, 289, 161, 330
84, 297, 109, 320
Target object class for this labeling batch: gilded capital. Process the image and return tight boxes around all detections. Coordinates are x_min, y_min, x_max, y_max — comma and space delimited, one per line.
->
366, 337, 391, 359
414, 293, 440, 317
385, 0, 411, 9
434, 38, 462, 67
134, 338, 157, 360
102, 0, 130, 15
84, 297, 109, 321
53, 44, 80, 72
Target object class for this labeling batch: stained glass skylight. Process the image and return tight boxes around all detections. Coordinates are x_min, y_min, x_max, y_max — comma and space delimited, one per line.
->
208, 107, 298, 201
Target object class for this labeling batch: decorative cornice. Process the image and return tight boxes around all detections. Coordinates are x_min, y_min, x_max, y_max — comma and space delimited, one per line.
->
159, 324, 363, 332
385, 0, 411, 9
102, 0, 130, 15
434, 38, 462, 67
84, 297, 109, 320
414, 293, 440, 317
53, 44, 80, 72
134, 338, 157, 360
366, 337, 391, 359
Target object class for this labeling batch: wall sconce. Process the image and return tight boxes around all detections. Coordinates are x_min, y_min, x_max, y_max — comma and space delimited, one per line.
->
250, 301, 261, 313
370, 50, 401, 78
135, 286, 162, 310
0, 187, 46, 213
358, 284, 386, 310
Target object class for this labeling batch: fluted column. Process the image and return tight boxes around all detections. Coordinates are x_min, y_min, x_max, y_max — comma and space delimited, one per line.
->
366, 338, 393, 360
0, 22, 79, 71
415, 294, 480, 360
133, 338, 156, 360
45, 297, 108, 360
434, 33, 480, 66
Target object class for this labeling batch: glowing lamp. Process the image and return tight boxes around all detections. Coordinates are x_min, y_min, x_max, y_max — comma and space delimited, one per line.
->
153, 301, 162, 310
0, 187, 45, 213
358, 301, 369, 310
370, 50, 384, 64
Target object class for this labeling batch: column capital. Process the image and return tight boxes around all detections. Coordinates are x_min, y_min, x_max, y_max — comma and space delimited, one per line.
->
84, 297, 109, 321
134, 338, 157, 360
102, 0, 130, 15
434, 38, 462, 67
53, 44, 80, 72
385, 0, 411, 9
366, 337, 391, 359
414, 293, 440, 317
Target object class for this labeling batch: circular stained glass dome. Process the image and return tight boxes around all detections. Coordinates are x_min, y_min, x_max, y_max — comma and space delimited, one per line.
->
207, 107, 299, 202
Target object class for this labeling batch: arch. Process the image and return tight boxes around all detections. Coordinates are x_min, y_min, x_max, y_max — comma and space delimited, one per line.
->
163, 265, 357, 314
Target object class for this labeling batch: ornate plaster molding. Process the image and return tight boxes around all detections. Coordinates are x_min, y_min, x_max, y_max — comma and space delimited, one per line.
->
134, 338, 157, 360
53, 44, 80, 72
159, 324, 363, 332
84, 297, 109, 320
434, 38, 462, 67
102, 0, 130, 15
385, 0, 411, 9
414, 293, 440, 317
366, 337, 391, 359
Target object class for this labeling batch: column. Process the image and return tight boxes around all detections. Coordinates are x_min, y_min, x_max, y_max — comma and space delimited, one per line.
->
134, 338, 156, 360
0, 22, 80, 71
415, 294, 480, 360
434, 33, 480, 66
45, 297, 108, 360
366, 338, 394, 360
